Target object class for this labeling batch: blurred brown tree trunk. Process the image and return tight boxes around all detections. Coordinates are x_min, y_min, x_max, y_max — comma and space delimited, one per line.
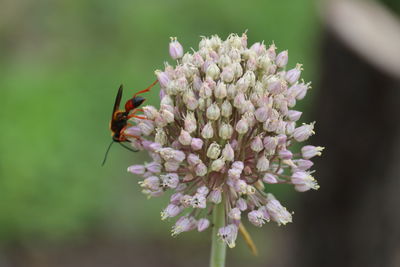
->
291, 27, 400, 267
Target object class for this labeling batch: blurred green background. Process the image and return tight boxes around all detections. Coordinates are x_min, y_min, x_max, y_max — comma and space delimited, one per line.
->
0, 0, 319, 265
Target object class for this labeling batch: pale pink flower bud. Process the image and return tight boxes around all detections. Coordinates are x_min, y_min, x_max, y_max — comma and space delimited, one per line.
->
127, 164, 145, 175
171, 140, 182, 150
285, 64, 302, 84
142, 106, 158, 120
161, 204, 182, 220
173, 150, 185, 162
207, 142, 221, 159
218, 224, 238, 248
226, 84, 237, 99
287, 110, 302, 121
279, 149, 293, 160
125, 126, 142, 137
215, 82, 227, 99
301, 145, 324, 159
170, 192, 183, 205
206, 63, 220, 80
286, 121, 296, 135
248, 210, 266, 227
222, 143, 234, 161
185, 95, 199, 110
184, 112, 197, 133
289, 82, 310, 100
294, 159, 314, 171
154, 129, 166, 146
138, 121, 154, 136
267, 76, 287, 95
250, 136, 264, 152
293, 123, 315, 142
164, 161, 180, 172
172, 216, 197, 236
263, 136, 278, 152
139, 176, 160, 191
221, 100, 233, 118
155, 70, 170, 88
209, 189, 222, 204
267, 43, 277, 60
190, 138, 204, 151
235, 119, 249, 134
254, 107, 269, 122
160, 173, 179, 189
219, 123, 234, 140
145, 162, 162, 173
206, 103, 221, 120
232, 161, 244, 171
228, 168, 242, 179
229, 207, 241, 220
221, 66, 234, 83
236, 77, 250, 93
277, 134, 287, 145
211, 158, 225, 171
218, 54, 231, 67
263, 173, 278, 184
195, 162, 207, 177
178, 129, 192, 146
236, 198, 247, 211
160, 109, 174, 124
197, 186, 209, 195
291, 171, 319, 192
169, 37, 184, 60
197, 218, 210, 232
234, 179, 248, 194
187, 154, 201, 166
275, 50, 288, 68
201, 122, 214, 139
192, 52, 204, 67
199, 83, 212, 98
256, 155, 270, 172
233, 93, 246, 109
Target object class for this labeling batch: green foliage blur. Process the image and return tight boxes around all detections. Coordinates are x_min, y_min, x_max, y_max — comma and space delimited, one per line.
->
0, 0, 319, 243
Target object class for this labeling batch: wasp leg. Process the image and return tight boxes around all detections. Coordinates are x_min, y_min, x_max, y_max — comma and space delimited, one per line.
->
127, 114, 146, 120
133, 80, 158, 97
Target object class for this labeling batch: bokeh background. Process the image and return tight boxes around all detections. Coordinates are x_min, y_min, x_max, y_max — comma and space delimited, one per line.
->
1, 0, 399, 266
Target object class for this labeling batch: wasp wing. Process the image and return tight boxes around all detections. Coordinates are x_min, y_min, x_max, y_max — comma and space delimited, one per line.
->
112, 85, 123, 120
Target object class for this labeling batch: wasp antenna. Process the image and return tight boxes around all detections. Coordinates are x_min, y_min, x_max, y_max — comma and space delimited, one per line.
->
101, 140, 115, 166
119, 142, 139, 153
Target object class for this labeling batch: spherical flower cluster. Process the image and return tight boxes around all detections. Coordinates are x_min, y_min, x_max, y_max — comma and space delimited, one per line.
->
127, 33, 323, 248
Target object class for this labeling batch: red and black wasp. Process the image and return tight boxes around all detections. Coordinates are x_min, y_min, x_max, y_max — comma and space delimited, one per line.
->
102, 80, 158, 165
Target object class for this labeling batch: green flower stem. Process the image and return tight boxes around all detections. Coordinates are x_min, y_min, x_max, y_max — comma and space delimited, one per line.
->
210, 198, 226, 267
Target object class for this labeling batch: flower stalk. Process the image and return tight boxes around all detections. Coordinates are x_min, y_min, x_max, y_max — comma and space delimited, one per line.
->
210, 198, 226, 267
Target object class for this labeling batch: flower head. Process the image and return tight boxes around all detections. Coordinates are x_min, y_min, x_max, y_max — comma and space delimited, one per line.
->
126, 33, 323, 247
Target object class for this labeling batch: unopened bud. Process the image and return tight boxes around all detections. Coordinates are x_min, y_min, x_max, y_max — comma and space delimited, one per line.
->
256, 155, 270, 172
201, 122, 214, 139
169, 37, 184, 60
221, 100, 233, 118
211, 158, 225, 171
250, 136, 264, 152
206, 103, 221, 120
235, 119, 249, 134
222, 143, 234, 161
275, 50, 288, 68
178, 129, 192, 146
191, 138, 204, 151
207, 142, 221, 159
184, 112, 197, 133
219, 123, 234, 140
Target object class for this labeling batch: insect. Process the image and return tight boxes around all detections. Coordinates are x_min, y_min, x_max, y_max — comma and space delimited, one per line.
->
102, 80, 158, 166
